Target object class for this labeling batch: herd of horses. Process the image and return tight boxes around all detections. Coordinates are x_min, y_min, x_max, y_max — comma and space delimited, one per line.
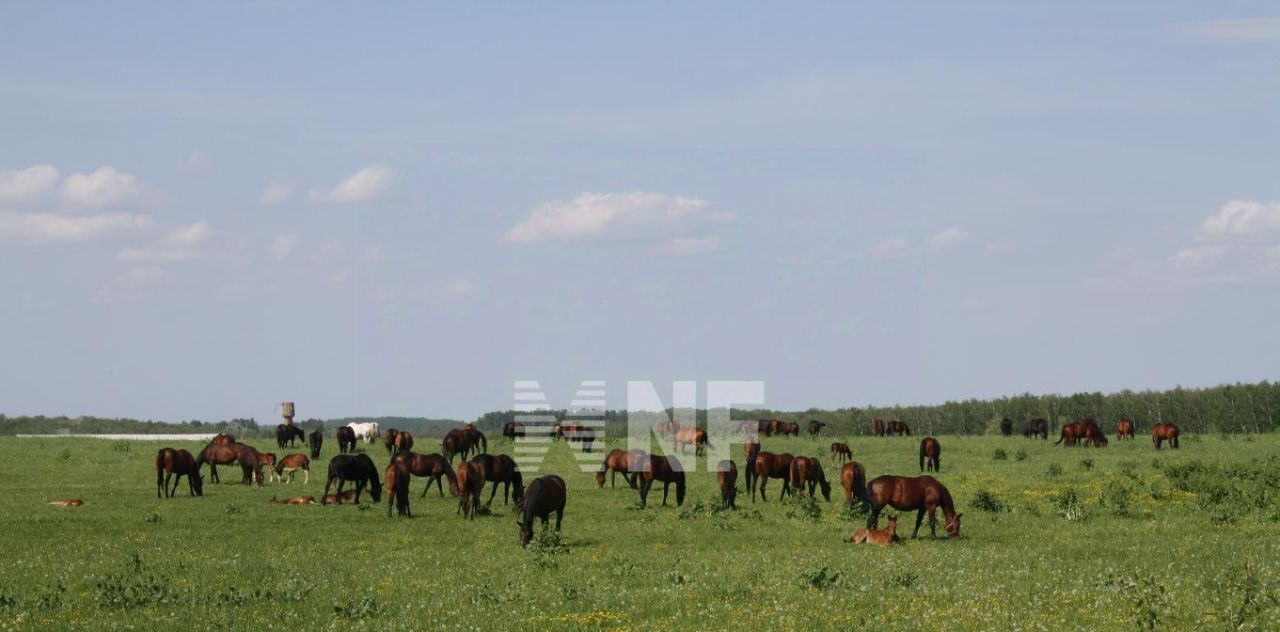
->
149, 415, 1184, 547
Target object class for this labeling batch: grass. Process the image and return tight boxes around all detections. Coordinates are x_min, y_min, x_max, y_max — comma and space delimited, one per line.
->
1, 433, 1279, 630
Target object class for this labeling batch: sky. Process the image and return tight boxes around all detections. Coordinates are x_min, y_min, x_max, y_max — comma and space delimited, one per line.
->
1, 4, 1278, 422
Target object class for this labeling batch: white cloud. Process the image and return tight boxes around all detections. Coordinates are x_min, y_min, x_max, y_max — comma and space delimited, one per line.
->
1199, 200, 1280, 238
0, 211, 153, 244
308, 166, 393, 203
928, 227, 969, 248
1172, 244, 1230, 268
59, 166, 144, 208
158, 221, 211, 248
179, 150, 211, 176
0, 165, 60, 204
504, 191, 727, 244
659, 236, 718, 255
113, 221, 212, 264
269, 234, 299, 260
865, 237, 914, 258
1177, 17, 1280, 43
258, 181, 294, 205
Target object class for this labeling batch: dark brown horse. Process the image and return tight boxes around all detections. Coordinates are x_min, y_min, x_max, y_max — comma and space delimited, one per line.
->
871, 419, 886, 437
887, 421, 911, 436
383, 428, 401, 453
1000, 418, 1013, 436
830, 442, 852, 464
750, 451, 795, 502
444, 428, 487, 463
919, 437, 941, 472
717, 460, 738, 509
866, 475, 961, 539
561, 423, 596, 453
758, 419, 777, 437
322, 454, 381, 503
472, 453, 524, 506
276, 424, 304, 449
637, 454, 686, 508
385, 462, 411, 518
456, 461, 485, 519
502, 422, 526, 439
596, 449, 643, 489
788, 456, 831, 501
210, 433, 236, 445
336, 426, 357, 454
517, 475, 566, 546
807, 419, 826, 436
774, 421, 801, 437
672, 428, 711, 455
195, 442, 263, 486
393, 430, 414, 454
1152, 422, 1180, 449
309, 429, 323, 459
155, 448, 203, 498
391, 452, 459, 498
1025, 418, 1049, 440
840, 461, 868, 509
1117, 418, 1136, 440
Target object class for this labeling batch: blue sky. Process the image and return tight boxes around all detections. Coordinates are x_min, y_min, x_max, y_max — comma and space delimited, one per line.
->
1, 4, 1278, 422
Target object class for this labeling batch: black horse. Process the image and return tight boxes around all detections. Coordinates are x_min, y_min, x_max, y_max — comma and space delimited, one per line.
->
1025, 418, 1049, 440
309, 429, 324, 459
276, 424, 305, 449
336, 426, 357, 454
323, 454, 382, 503
517, 475, 566, 546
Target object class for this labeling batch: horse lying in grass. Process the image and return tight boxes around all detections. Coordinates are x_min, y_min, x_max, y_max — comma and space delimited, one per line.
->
850, 514, 900, 546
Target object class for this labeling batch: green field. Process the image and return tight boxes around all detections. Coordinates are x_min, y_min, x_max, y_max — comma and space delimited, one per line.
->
2, 433, 1279, 631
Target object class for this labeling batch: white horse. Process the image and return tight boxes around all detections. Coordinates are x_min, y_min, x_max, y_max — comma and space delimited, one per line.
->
346, 421, 380, 444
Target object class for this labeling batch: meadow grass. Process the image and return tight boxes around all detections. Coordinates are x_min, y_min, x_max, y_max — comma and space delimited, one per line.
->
1, 433, 1278, 630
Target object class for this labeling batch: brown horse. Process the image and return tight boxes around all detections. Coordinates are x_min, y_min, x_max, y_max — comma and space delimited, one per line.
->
871, 419, 886, 437
385, 462, 412, 518
636, 454, 686, 508
758, 419, 777, 437
888, 421, 911, 436
456, 461, 486, 519
383, 428, 401, 453
596, 449, 643, 489
750, 452, 795, 502
672, 428, 711, 455
807, 419, 826, 436
840, 461, 868, 509
275, 424, 304, 449
48, 499, 84, 507
774, 421, 801, 437
210, 433, 236, 445
336, 426, 357, 454
393, 430, 414, 454
655, 420, 680, 436
788, 456, 832, 501
270, 495, 316, 505
472, 454, 524, 506
321, 489, 358, 505
275, 454, 310, 484
1025, 418, 1049, 439
392, 452, 459, 498
1116, 418, 1136, 440
444, 428, 488, 463
1000, 418, 1013, 436
195, 442, 263, 486
717, 460, 738, 509
850, 514, 900, 546
258, 453, 278, 482
866, 475, 961, 539
830, 442, 852, 464
1057, 419, 1106, 447
517, 475, 566, 546
1152, 422, 1180, 449
919, 437, 941, 472
561, 423, 596, 453
502, 422, 526, 439
155, 448, 203, 498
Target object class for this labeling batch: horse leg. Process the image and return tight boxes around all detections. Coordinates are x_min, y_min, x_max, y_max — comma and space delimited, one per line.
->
486, 481, 498, 507
929, 508, 938, 538
639, 480, 650, 508
760, 478, 768, 502
555, 509, 563, 531
170, 473, 182, 497
867, 504, 881, 529
662, 481, 670, 506
912, 509, 925, 538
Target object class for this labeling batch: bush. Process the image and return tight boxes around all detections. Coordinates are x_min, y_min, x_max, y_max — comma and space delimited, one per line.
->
1047, 463, 1064, 478
1081, 459, 1095, 471
333, 595, 385, 620
970, 489, 1008, 513
1051, 489, 1088, 522
800, 566, 842, 590
992, 448, 1008, 461
782, 492, 823, 522
1098, 484, 1131, 517
1015, 449, 1028, 462
890, 571, 919, 588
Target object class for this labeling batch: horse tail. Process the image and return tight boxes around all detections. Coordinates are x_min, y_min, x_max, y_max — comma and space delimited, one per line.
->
919, 442, 926, 471
480, 433, 488, 454
703, 433, 714, 450
155, 449, 166, 496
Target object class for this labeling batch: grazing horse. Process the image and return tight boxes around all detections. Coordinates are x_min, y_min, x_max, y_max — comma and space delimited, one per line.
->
322, 490, 358, 505
637, 454, 686, 508
323, 454, 382, 504
195, 442, 263, 486
466, 427, 488, 455
758, 419, 777, 437
743, 439, 761, 492
919, 437, 941, 472
444, 427, 488, 463
672, 428, 711, 455
1057, 419, 1106, 447
840, 461, 868, 510
1000, 418, 1014, 436
259, 453, 279, 482
472, 454, 524, 506
455, 461, 485, 519
309, 429, 323, 459
717, 460, 738, 509
346, 422, 380, 444
1152, 423, 1180, 449
1025, 418, 1049, 439
866, 475, 962, 539
1117, 418, 1136, 440
502, 422, 526, 439
871, 419, 886, 437
270, 495, 316, 505
774, 421, 801, 437
788, 456, 832, 501
596, 449, 642, 489
830, 442, 852, 464
393, 430, 414, 454
392, 452, 458, 498
750, 452, 795, 502
385, 462, 412, 518
383, 429, 401, 453
850, 514, 900, 546
275, 454, 310, 484
561, 423, 596, 453
336, 426, 357, 454
155, 448, 203, 498
808, 419, 827, 436
517, 475, 566, 546
210, 433, 236, 445
887, 421, 911, 436
655, 420, 680, 436
275, 424, 304, 449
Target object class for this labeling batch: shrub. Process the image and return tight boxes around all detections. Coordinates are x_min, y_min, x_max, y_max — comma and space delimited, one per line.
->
1098, 484, 1132, 517
1080, 459, 1095, 471
1051, 489, 1088, 522
800, 567, 842, 590
782, 492, 823, 522
1015, 449, 1028, 462
1047, 463, 1064, 478
890, 571, 919, 588
992, 448, 1008, 461
970, 489, 1008, 513
333, 595, 385, 620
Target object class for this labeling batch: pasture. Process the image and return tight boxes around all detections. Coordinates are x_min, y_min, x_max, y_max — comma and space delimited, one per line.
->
2, 432, 1279, 630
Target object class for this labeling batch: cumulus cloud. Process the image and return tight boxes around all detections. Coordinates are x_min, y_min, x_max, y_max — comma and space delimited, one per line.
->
114, 221, 211, 264
270, 234, 300, 260
928, 227, 969, 248
258, 181, 294, 205
0, 165, 60, 204
308, 166, 393, 203
504, 191, 727, 244
659, 236, 718, 255
59, 166, 144, 208
0, 211, 153, 244
1199, 200, 1280, 238
865, 237, 914, 258
1177, 17, 1280, 43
